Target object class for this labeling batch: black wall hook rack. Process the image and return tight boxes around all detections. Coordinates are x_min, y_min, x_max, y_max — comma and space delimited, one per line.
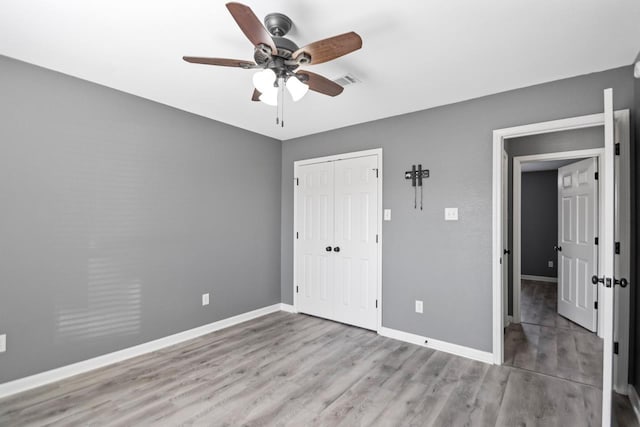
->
405, 164, 429, 210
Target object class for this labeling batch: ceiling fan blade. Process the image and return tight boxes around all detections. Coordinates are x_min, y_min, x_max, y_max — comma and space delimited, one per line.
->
183, 56, 257, 69
252, 89, 261, 101
293, 32, 362, 65
226, 2, 278, 55
296, 70, 344, 97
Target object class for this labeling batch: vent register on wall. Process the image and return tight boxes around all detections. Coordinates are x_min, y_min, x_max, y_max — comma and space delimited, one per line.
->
294, 155, 379, 331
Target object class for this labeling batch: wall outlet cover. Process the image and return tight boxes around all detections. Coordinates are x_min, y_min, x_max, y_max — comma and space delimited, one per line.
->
415, 300, 423, 314
202, 293, 210, 306
445, 208, 459, 221
548, 260, 554, 268
0, 334, 5, 353
384, 209, 391, 221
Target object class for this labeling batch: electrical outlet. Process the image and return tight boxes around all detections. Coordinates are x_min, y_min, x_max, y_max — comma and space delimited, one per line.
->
415, 300, 423, 314
548, 260, 554, 268
0, 334, 6, 353
202, 293, 210, 306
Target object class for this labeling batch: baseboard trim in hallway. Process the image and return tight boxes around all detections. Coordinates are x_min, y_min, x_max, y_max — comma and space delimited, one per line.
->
629, 385, 640, 424
378, 326, 494, 364
0, 303, 283, 399
521, 274, 557, 283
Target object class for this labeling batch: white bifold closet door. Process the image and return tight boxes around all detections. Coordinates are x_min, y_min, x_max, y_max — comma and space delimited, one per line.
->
296, 155, 378, 331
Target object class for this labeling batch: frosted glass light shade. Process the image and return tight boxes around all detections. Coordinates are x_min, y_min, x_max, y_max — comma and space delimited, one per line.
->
253, 69, 276, 93
286, 76, 309, 102
259, 87, 278, 106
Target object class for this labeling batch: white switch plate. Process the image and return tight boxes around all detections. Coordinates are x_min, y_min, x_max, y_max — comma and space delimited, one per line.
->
0, 334, 6, 353
415, 300, 423, 314
384, 209, 391, 221
445, 208, 459, 221
548, 260, 554, 268
202, 293, 209, 306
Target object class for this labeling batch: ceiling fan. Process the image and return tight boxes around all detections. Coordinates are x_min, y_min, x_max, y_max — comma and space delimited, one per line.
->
183, 2, 362, 110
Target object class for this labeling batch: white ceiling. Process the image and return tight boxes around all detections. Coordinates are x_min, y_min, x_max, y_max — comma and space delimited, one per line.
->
1, 1, 639, 140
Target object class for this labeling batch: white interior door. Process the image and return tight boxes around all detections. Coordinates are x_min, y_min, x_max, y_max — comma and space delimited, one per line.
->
600, 88, 615, 427
296, 161, 334, 319
333, 156, 379, 330
295, 153, 380, 331
556, 157, 598, 331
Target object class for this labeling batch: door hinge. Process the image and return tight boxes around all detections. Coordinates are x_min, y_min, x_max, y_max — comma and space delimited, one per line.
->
375, 299, 378, 308
615, 242, 620, 254
295, 178, 299, 186
594, 301, 598, 310
296, 231, 299, 239
615, 143, 620, 155
373, 168, 379, 178
594, 237, 598, 245
594, 172, 598, 180
614, 342, 619, 355
296, 286, 299, 293
376, 234, 379, 243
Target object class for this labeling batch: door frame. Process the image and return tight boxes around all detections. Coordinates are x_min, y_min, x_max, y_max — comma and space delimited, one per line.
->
292, 148, 383, 332
492, 110, 631, 393
512, 148, 604, 335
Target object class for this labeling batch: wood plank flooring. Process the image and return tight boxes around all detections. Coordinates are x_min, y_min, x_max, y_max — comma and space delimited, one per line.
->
0, 310, 604, 426
505, 280, 603, 387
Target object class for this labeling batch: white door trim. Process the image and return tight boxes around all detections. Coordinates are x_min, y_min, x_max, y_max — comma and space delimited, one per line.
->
512, 148, 604, 329
293, 148, 383, 332
492, 110, 630, 373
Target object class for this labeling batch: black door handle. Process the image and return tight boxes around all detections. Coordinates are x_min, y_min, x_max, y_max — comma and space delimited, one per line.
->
592, 275, 604, 285
504, 249, 511, 255
333, 247, 340, 252
325, 246, 332, 252
615, 278, 629, 288
554, 245, 562, 252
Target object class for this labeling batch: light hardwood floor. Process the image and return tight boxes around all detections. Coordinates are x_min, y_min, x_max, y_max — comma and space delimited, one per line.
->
0, 310, 604, 426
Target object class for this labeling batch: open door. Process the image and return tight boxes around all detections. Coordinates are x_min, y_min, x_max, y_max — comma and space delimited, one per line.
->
556, 158, 598, 331
598, 88, 615, 427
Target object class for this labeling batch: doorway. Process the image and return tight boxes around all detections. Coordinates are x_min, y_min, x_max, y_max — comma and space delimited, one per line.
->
293, 149, 383, 331
505, 152, 603, 388
492, 97, 631, 426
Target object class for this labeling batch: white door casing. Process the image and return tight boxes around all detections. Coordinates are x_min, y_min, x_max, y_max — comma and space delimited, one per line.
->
502, 150, 509, 325
556, 158, 598, 331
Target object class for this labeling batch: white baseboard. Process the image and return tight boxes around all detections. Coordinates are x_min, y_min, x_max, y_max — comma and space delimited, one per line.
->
521, 275, 557, 283
628, 384, 640, 425
0, 303, 282, 399
378, 327, 494, 364
279, 303, 296, 313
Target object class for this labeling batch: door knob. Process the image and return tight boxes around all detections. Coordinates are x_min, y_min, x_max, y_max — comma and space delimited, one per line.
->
325, 246, 332, 252
592, 275, 604, 285
333, 247, 340, 252
554, 245, 562, 252
615, 278, 629, 288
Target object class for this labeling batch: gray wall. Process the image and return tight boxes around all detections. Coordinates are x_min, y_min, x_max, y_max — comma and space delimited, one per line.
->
0, 56, 282, 384
281, 66, 634, 352
505, 127, 604, 314
521, 171, 558, 278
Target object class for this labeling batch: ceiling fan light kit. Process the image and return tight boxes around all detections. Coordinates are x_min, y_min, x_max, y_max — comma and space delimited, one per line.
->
183, 2, 362, 127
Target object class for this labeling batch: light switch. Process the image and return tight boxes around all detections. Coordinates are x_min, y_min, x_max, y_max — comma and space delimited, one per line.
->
202, 293, 210, 306
384, 209, 391, 221
548, 261, 554, 268
445, 208, 459, 221
415, 300, 423, 314
0, 334, 5, 353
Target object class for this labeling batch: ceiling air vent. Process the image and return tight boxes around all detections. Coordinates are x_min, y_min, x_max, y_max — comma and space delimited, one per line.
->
333, 73, 361, 86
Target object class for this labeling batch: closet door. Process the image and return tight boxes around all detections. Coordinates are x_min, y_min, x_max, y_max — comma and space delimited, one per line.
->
333, 155, 379, 330
296, 161, 335, 320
